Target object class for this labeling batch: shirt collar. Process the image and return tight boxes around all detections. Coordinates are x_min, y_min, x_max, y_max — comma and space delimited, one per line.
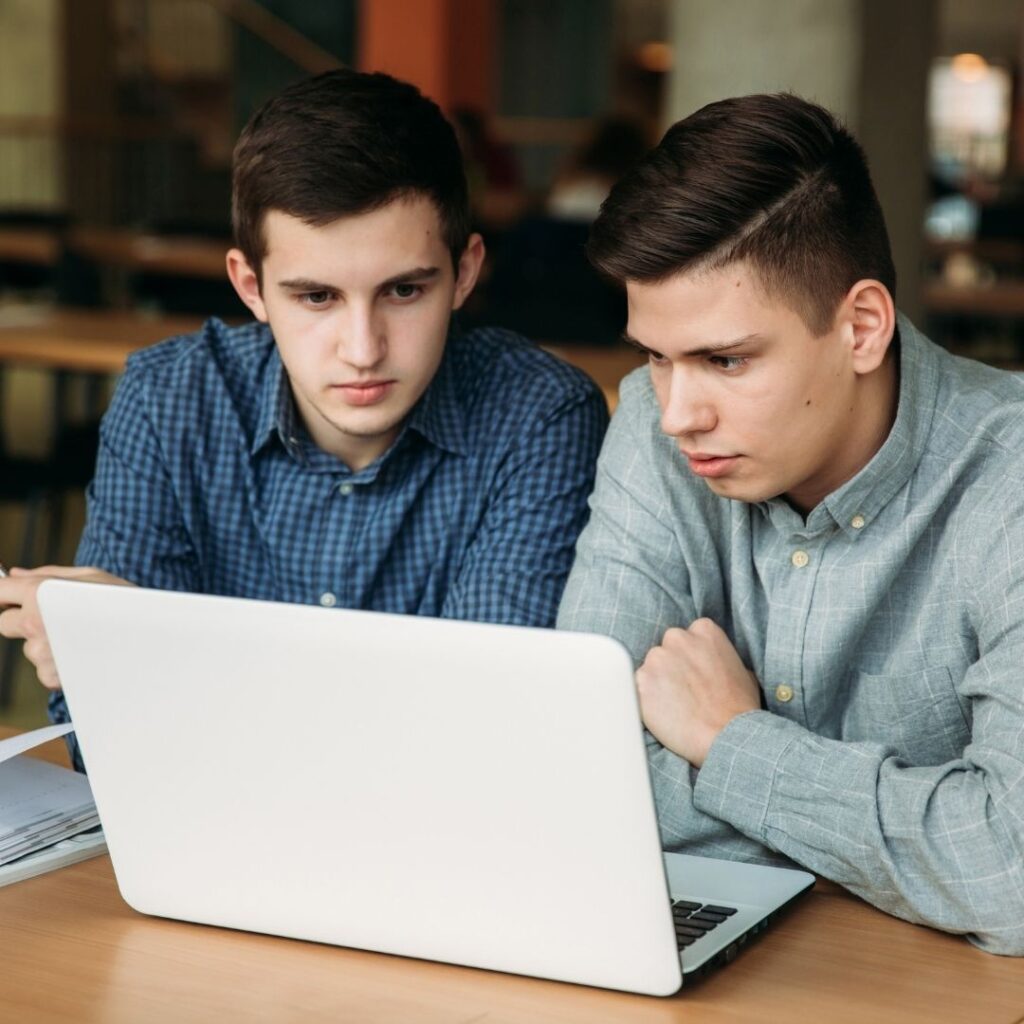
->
251, 346, 298, 457
250, 328, 471, 460
763, 313, 940, 539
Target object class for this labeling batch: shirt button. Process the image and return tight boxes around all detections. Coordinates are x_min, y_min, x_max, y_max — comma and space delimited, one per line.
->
319, 592, 337, 608
774, 684, 795, 703
851, 514, 866, 530
338, 482, 354, 496
791, 550, 810, 568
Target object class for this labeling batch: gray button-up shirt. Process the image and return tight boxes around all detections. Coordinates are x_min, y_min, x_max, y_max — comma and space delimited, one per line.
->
558, 315, 1024, 955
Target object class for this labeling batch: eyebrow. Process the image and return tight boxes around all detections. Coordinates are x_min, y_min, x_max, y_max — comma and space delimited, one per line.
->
622, 331, 765, 357
277, 266, 441, 293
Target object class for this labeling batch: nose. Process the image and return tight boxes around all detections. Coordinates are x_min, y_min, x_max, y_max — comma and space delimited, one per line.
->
659, 365, 717, 438
337, 303, 386, 369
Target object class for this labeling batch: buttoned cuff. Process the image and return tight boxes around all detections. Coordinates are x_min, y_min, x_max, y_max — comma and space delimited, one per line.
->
692, 710, 804, 841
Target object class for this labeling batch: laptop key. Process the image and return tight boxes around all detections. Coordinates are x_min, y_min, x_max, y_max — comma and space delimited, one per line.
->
690, 911, 728, 924
675, 925, 707, 939
678, 918, 717, 932
702, 904, 737, 916
671, 899, 702, 912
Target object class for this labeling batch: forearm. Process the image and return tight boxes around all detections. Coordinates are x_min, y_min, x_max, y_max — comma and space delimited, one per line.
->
647, 733, 794, 867
692, 711, 1024, 954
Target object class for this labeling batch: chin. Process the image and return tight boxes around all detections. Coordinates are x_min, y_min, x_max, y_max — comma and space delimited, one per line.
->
334, 414, 403, 440
703, 477, 774, 505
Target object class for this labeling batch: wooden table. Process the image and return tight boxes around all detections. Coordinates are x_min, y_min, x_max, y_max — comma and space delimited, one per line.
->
0, 227, 61, 268
66, 227, 230, 281
0, 308, 206, 375
2, 728, 1022, 1023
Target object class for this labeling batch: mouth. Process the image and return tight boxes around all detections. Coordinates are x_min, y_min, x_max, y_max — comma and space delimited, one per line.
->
333, 380, 396, 406
681, 450, 740, 479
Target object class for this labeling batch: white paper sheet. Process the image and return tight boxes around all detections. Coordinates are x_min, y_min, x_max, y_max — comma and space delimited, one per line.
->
0, 722, 75, 765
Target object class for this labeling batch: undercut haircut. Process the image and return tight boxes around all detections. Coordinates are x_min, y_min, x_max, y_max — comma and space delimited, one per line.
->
586, 93, 896, 335
232, 68, 471, 284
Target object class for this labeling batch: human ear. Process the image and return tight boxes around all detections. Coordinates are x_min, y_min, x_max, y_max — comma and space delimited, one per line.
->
226, 248, 269, 322
451, 233, 486, 311
840, 280, 896, 375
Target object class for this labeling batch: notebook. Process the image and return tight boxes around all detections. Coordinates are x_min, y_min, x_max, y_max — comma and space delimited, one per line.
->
38, 581, 813, 996
0, 723, 107, 885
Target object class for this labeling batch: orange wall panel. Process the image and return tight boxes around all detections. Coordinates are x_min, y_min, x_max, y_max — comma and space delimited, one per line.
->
357, 0, 495, 112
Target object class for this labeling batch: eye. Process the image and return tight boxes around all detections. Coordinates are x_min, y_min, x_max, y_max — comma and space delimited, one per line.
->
646, 349, 669, 367
298, 290, 333, 309
709, 354, 747, 371
389, 282, 423, 301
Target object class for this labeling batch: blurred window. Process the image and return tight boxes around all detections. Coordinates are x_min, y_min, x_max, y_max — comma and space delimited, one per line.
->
929, 54, 1012, 182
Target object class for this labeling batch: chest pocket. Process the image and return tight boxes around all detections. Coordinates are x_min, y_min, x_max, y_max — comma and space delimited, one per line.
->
840, 665, 970, 765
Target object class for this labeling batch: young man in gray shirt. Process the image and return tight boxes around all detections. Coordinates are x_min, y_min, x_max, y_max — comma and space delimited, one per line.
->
558, 93, 1024, 955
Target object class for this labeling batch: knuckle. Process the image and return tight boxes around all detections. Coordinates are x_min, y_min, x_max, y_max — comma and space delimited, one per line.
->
644, 647, 667, 672
0, 610, 28, 640
689, 617, 720, 638
23, 638, 45, 664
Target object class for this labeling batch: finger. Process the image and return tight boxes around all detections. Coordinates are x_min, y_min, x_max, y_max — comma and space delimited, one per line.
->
641, 645, 673, 674
6, 566, 45, 579
23, 636, 52, 666
688, 617, 722, 638
36, 663, 62, 690
660, 629, 699, 659
0, 575, 30, 604
0, 607, 28, 640
22, 640, 60, 689
17, 565, 95, 579
660, 626, 688, 645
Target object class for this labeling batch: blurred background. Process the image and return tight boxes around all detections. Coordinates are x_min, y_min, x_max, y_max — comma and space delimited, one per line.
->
1, 0, 1023, 724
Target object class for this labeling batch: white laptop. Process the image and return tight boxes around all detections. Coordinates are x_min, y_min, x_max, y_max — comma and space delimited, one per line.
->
38, 581, 813, 997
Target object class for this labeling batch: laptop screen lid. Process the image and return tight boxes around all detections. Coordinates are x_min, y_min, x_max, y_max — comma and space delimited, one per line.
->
39, 581, 684, 996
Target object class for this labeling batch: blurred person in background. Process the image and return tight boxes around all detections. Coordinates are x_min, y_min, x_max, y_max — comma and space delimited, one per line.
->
451, 106, 527, 233
547, 116, 651, 222
481, 116, 650, 346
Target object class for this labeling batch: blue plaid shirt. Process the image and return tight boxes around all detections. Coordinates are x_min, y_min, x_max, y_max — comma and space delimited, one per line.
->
51, 317, 607, 744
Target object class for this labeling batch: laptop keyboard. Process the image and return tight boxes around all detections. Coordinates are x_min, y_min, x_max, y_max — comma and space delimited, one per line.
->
671, 899, 738, 948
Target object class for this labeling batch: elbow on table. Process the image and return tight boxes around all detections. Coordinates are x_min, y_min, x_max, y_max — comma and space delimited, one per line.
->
967, 920, 1024, 957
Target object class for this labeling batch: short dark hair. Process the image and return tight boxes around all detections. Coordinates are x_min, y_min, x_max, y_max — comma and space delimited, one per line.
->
586, 93, 896, 335
232, 69, 470, 283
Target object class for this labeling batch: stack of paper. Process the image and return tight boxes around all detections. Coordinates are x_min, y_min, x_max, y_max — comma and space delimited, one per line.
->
0, 723, 101, 867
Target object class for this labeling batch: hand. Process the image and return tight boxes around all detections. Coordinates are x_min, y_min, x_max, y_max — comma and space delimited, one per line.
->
0, 566, 133, 690
635, 618, 762, 767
